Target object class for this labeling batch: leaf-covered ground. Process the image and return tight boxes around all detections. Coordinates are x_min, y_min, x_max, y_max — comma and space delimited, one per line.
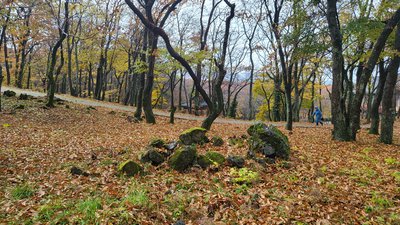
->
0, 96, 399, 225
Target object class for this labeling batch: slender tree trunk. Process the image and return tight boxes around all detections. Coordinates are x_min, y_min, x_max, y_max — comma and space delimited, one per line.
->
46, 1, 69, 107
170, 71, 177, 124
3, 38, 11, 86
349, 9, 400, 140
26, 58, 32, 89
380, 24, 400, 144
134, 29, 148, 120
142, 32, 157, 124
201, 0, 235, 130
273, 77, 282, 121
88, 63, 92, 97
369, 61, 388, 134
178, 69, 183, 111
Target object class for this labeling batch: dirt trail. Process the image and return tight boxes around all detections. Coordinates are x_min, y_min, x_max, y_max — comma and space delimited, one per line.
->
2, 86, 324, 128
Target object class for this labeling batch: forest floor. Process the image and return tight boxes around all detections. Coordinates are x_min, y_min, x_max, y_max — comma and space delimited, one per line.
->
0, 94, 399, 225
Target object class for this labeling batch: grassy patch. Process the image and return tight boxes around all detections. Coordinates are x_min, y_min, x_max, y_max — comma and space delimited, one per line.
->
11, 184, 35, 200
76, 197, 102, 223
124, 182, 149, 208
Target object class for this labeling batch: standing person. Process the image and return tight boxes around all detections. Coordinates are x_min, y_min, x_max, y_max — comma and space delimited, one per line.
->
313, 106, 323, 126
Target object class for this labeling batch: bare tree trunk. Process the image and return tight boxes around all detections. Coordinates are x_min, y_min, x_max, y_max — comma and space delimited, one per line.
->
142, 32, 157, 124
134, 29, 147, 120
46, 1, 69, 107
326, 0, 351, 140
380, 24, 400, 144
349, 9, 400, 140
170, 71, 177, 124
369, 61, 388, 134
3, 37, 11, 86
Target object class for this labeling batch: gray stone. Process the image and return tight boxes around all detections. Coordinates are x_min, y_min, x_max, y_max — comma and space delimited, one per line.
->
140, 147, 165, 166
226, 155, 245, 168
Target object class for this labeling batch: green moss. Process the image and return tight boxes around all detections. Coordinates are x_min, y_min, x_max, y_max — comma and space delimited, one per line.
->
181, 127, 206, 135
149, 138, 165, 148
247, 123, 290, 160
230, 168, 259, 185
168, 145, 197, 172
197, 155, 213, 169
179, 127, 208, 145
118, 160, 142, 177
205, 151, 225, 165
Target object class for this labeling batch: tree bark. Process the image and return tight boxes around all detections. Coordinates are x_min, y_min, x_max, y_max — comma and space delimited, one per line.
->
380, 24, 400, 144
349, 8, 400, 140
46, 1, 69, 107
326, 0, 351, 141
142, 32, 157, 124
134, 29, 147, 120
369, 61, 388, 134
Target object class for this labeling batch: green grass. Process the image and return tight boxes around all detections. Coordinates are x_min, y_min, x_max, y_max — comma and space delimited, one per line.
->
37, 202, 64, 222
371, 192, 392, 208
76, 197, 102, 223
11, 184, 35, 200
124, 182, 149, 208
384, 157, 399, 165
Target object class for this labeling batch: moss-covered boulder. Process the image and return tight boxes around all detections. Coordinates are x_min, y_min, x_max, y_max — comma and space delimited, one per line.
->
197, 155, 213, 169
226, 155, 245, 168
205, 151, 225, 165
3, 90, 16, 97
19, 94, 30, 100
149, 138, 165, 148
179, 127, 208, 145
140, 147, 165, 166
247, 123, 290, 160
211, 136, 224, 146
168, 145, 197, 172
118, 160, 142, 177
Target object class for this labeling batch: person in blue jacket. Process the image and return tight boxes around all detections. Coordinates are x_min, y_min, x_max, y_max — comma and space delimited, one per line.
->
313, 106, 323, 126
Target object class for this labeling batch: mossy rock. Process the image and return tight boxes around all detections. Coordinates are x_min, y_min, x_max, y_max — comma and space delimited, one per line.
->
168, 145, 197, 172
19, 94, 30, 100
211, 136, 224, 146
226, 155, 245, 168
247, 123, 290, 160
3, 90, 16, 97
149, 138, 165, 148
179, 127, 208, 145
205, 151, 225, 165
118, 160, 142, 177
197, 155, 213, 169
140, 147, 165, 166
